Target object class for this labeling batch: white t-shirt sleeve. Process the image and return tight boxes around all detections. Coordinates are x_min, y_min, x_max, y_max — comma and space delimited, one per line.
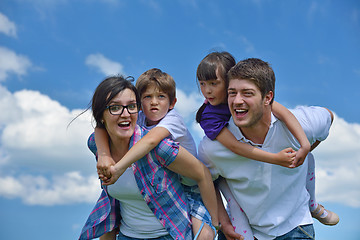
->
157, 110, 186, 140
157, 109, 197, 156
291, 106, 332, 144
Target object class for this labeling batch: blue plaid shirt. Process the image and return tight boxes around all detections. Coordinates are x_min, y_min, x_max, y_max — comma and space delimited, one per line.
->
79, 125, 192, 240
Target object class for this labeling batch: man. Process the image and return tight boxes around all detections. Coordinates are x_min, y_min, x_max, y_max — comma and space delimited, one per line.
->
198, 58, 333, 239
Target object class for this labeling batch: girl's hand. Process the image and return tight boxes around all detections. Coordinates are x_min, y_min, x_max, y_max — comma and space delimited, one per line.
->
293, 146, 310, 167
274, 148, 297, 168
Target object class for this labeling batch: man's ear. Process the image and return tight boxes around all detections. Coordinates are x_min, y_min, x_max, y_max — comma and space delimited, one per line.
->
264, 91, 274, 105
169, 97, 177, 110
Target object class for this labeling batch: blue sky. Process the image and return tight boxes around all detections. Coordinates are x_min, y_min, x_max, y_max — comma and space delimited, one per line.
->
0, 1, 359, 239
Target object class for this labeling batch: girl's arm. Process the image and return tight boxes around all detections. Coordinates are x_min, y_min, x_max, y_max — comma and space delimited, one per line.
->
95, 127, 115, 180
272, 102, 311, 167
101, 126, 171, 184
166, 146, 219, 229
216, 128, 297, 168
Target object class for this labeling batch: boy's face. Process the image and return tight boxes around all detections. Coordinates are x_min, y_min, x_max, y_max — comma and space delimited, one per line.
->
141, 84, 175, 126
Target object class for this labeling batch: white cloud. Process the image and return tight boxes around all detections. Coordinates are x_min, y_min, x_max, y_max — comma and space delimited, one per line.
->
85, 53, 125, 76
0, 13, 17, 38
0, 172, 101, 205
0, 84, 100, 205
0, 47, 32, 81
174, 88, 203, 120
0, 86, 95, 174
312, 114, 360, 207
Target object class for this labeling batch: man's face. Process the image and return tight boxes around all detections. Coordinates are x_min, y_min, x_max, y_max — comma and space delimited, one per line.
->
227, 78, 268, 129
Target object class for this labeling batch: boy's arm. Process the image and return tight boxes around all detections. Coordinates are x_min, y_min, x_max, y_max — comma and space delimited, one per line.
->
272, 102, 311, 167
95, 127, 115, 179
216, 128, 297, 168
166, 146, 219, 229
102, 126, 171, 185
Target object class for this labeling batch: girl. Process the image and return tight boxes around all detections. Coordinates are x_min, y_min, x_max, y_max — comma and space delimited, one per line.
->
196, 51, 339, 239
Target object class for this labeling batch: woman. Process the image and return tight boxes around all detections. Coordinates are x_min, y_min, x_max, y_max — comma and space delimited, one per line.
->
78, 76, 219, 240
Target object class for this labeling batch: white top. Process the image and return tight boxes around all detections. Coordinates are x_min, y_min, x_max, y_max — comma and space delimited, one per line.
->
138, 109, 198, 186
107, 167, 168, 238
138, 109, 197, 156
198, 106, 332, 239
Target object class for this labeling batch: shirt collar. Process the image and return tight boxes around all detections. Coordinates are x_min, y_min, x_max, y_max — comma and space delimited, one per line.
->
228, 112, 278, 147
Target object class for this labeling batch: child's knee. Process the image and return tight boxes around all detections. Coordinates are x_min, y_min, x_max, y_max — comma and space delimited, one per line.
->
192, 217, 215, 240
195, 226, 215, 240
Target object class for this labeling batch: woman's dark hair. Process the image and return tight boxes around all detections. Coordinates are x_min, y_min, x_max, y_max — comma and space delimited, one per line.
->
68, 75, 140, 129
195, 51, 236, 123
92, 75, 140, 128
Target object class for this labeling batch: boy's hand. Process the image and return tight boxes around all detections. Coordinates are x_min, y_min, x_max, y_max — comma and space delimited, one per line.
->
220, 224, 244, 240
101, 165, 127, 185
97, 155, 115, 180
274, 148, 297, 168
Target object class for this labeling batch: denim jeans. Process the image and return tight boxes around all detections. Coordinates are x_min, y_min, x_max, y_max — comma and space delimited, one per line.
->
117, 231, 173, 240
221, 224, 315, 240
274, 224, 315, 240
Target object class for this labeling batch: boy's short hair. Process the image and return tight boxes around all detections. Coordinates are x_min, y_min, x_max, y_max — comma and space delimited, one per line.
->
136, 68, 176, 104
228, 58, 275, 104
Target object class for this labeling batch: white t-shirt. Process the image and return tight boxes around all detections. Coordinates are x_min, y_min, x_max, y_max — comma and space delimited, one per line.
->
108, 167, 168, 238
137, 109, 197, 157
198, 106, 332, 239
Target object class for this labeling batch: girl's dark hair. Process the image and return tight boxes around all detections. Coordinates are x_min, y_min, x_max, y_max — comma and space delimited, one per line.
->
92, 75, 140, 128
195, 51, 236, 123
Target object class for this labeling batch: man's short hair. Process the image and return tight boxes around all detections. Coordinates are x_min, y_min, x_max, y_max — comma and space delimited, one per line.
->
136, 68, 176, 104
228, 58, 275, 104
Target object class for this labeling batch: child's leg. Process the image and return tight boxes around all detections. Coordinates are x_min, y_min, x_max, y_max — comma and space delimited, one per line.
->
307, 152, 318, 212
192, 217, 215, 240
217, 179, 253, 240
307, 153, 339, 225
183, 185, 215, 240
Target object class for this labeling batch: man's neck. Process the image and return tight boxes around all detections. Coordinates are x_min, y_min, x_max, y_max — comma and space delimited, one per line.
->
239, 110, 272, 145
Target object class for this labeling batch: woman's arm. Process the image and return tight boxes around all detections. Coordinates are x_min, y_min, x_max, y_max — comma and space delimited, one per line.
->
101, 126, 171, 185
166, 146, 219, 228
216, 128, 297, 168
272, 101, 311, 167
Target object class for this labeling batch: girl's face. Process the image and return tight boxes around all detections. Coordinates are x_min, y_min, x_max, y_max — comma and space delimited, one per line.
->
102, 88, 138, 141
199, 74, 227, 106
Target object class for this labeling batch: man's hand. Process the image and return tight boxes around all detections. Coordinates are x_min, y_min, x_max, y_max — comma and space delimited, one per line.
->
220, 224, 244, 240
